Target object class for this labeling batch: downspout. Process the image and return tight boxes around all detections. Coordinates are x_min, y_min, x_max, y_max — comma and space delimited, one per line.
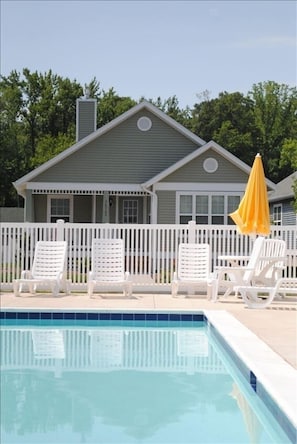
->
141, 184, 158, 224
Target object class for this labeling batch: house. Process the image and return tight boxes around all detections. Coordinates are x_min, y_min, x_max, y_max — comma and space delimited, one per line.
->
269, 172, 297, 225
13, 99, 276, 224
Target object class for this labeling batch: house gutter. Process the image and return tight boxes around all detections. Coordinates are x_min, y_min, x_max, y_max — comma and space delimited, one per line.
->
141, 184, 158, 224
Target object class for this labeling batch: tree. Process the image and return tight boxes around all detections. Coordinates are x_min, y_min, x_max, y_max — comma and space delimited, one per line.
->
0, 70, 27, 206
190, 92, 256, 164
248, 81, 297, 182
0, 69, 84, 205
97, 88, 137, 127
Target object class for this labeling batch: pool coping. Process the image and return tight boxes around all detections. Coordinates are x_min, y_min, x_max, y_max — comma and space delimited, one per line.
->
1, 306, 297, 441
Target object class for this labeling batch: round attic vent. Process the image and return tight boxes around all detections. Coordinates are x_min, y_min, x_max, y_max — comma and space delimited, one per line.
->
137, 116, 152, 131
203, 157, 218, 173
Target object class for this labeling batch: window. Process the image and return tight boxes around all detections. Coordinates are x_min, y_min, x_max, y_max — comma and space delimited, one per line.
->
273, 204, 282, 225
123, 200, 138, 223
48, 196, 73, 222
178, 193, 241, 224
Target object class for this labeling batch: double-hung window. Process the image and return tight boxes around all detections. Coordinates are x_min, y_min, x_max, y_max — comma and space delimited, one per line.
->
123, 199, 138, 224
48, 195, 73, 222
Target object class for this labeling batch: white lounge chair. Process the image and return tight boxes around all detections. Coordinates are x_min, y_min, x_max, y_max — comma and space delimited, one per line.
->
212, 238, 287, 302
235, 278, 297, 309
171, 243, 214, 299
13, 241, 70, 296
87, 238, 132, 298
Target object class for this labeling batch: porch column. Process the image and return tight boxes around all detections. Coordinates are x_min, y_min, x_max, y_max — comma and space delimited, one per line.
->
150, 192, 158, 224
102, 191, 110, 223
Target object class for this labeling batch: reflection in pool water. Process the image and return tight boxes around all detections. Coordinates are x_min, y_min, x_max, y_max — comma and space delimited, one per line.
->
0, 324, 291, 443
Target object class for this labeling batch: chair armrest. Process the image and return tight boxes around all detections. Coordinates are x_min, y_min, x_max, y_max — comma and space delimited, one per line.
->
124, 271, 130, 280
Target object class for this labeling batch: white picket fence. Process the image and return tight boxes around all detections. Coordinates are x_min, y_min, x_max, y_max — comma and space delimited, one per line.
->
1, 220, 296, 291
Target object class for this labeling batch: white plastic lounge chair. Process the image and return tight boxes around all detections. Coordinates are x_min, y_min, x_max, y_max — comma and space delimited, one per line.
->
13, 241, 70, 296
171, 243, 214, 299
235, 278, 297, 309
212, 238, 287, 302
88, 238, 132, 298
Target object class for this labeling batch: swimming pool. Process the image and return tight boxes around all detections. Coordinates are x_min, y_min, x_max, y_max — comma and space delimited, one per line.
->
0, 310, 296, 443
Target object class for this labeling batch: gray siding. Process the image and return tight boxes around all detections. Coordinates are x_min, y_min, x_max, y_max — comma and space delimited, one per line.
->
33, 110, 200, 184
282, 200, 297, 225
162, 149, 249, 183
157, 191, 176, 223
34, 195, 47, 222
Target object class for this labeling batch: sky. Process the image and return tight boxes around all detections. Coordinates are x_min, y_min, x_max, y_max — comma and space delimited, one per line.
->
1, 0, 296, 109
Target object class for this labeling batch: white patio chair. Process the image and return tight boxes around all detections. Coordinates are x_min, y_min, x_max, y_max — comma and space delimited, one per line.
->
253, 238, 287, 286
212, 236, 265, 301
171, 243, 214, 299
235, 278, 297, 309
87, 238, 132, 298
212, 237, 287, 302
13, 241, 70, 296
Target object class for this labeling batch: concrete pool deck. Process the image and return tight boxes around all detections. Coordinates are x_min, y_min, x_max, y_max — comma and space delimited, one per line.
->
1, 291, 296, 369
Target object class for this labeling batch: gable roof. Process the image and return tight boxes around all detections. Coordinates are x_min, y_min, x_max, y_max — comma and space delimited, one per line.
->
142, 141, 276, 190
268, 171, 297, 202
13, 100, 206, 194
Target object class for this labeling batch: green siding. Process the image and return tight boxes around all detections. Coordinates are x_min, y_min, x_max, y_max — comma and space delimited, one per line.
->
162, 149, 249, 183
157, 191, 176, 223
33, 110, 200, 183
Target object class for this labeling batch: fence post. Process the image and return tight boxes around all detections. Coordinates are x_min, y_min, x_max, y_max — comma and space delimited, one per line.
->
188, 220, 196, 243
56, 219, 65, 241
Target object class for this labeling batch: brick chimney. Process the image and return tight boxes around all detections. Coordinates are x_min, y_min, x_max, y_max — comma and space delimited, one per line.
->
76, 87, 97, 141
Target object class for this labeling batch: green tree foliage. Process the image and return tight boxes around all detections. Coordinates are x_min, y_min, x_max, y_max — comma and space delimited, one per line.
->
97, 88, 137, 127
190, 92, 256, 164
0, 69, 83, 205
247, 81, 297, 182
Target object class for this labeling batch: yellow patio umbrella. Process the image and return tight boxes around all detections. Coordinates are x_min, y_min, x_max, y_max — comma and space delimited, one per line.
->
230, 153, 271, 236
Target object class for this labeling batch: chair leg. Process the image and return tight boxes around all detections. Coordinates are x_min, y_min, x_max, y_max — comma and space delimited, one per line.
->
171, 282, 178, 298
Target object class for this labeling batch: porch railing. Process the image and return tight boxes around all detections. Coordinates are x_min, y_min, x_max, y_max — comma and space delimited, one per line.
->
1, 220, 296, 292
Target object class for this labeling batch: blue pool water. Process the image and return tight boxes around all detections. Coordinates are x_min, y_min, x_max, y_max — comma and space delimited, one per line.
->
0, 312, 294, 444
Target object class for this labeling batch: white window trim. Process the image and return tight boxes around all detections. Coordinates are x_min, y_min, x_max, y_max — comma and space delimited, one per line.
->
176, 192, 242, 224
47, 194, 74, 223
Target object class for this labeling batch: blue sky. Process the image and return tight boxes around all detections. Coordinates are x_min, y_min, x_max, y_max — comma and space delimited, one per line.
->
1, 0, 296, 108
